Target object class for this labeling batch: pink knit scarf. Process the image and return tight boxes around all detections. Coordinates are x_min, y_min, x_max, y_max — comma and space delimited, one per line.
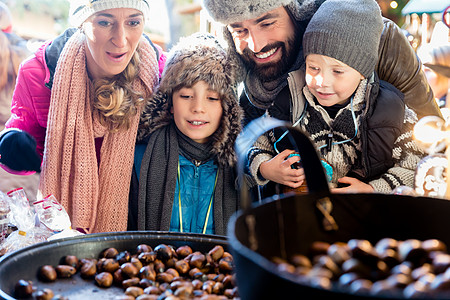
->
38, 30, 158, 233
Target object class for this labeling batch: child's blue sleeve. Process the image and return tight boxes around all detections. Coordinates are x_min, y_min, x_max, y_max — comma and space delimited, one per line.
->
134, 143, 147, 182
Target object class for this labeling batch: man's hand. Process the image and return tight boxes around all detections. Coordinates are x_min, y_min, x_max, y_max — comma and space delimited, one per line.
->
0, 130, 41, 172
259, 149, 305, 188
332, 176, 374, 194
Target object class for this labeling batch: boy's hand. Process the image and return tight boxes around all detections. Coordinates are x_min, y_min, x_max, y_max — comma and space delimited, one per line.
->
259, 149, 305, 188
332, 176, 374, 194
0, 130, 41, 172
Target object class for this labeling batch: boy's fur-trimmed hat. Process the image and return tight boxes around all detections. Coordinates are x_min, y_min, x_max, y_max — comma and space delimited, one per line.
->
69, 0, 150, 27
157, 32, 238, 104
138, 33, 243, 166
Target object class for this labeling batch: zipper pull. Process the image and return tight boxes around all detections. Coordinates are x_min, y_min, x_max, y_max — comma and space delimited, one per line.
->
193, 160, 201, 178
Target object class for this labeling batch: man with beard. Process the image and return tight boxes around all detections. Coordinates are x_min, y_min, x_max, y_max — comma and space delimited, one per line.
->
202, 0, 442, 126
202, 0, 441, 199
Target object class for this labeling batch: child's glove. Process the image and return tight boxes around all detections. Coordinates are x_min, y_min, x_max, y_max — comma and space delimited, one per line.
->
0, 129, 41, 173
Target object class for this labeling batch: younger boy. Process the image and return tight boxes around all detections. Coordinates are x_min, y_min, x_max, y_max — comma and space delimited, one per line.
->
129, 33, 243, 235
248, 0, 424, 195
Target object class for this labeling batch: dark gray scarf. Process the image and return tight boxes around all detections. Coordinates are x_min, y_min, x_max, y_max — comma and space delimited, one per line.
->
137, 122, 239, 235
176, 126, 214, 162
243, 46, 305, 110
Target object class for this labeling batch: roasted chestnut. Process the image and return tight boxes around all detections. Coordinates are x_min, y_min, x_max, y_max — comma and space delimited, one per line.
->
154, 244, 173, 261
95, 272, 113, 288
122, 277, 140, 289
156, 272, 174, 283
398, 239, 428, 267
139, 265, 156, 281
176, 245, 193, 258
138, 251, 157, 264
124, 286, 144, 297
310, 241, 331, 256
349, 279, 372, 293
290, 254, 312, 268
347, 239, 378, 266
116, 251, 131, 265
35, 288, 54, 300
218, 256, 233, 273
327, 243, 350, 266
101, 247, 119, 259
121, 262, 139, 278
80, 260, 97, 279
422, 239, 447, 253
14, 279, 33, 298
38, 265, 57, 282
189, 253, 206, 269
101, 258, 120, 273
165, 268, 180, 278
175, 259, 190, 274
144, 285, 161, 295
432, 253, 450, 274
208, 245, 224, 262
55, 265, 76, 278
375, 238, 399, 255
136, 244, 152, 254
63, 255, 80, 269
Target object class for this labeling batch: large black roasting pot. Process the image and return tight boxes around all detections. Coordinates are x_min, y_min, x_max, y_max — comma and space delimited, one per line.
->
0, 231, 228, 299
228, 117, 450, 300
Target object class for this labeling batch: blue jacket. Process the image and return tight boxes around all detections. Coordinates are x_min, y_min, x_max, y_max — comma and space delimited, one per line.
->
131, 148, 218, 234
169, 155, 217, 234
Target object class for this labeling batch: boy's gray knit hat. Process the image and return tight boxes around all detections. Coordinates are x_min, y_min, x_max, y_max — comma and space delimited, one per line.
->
302, 0, 383, 78
202, 0, 322, 24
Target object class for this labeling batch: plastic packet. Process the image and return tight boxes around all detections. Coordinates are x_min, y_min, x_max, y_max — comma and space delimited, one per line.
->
0, 188, 52, 255
32, 194, 71, 231
47, 227, 84, 241
32, 194, 84, 240
6, 188, 36, 231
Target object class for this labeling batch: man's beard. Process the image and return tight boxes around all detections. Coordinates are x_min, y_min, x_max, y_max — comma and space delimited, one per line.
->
239, 29, 302, 82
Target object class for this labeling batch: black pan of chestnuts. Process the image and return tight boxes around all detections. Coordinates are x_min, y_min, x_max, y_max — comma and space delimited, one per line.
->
230, 117, 450, 300
0, 231, 229, 299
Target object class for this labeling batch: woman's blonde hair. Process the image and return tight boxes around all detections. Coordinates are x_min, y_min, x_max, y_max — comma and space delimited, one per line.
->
93, 50, 145, 132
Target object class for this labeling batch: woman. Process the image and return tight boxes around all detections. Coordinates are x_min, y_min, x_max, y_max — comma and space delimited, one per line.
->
0, 0, 166, 233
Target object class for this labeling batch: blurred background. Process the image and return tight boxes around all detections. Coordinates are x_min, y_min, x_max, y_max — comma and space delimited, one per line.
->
1, 0, 449, 51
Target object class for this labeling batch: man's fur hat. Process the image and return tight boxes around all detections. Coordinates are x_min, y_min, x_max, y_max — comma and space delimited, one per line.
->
202, 0, 320, 25
137, 33, 243, 166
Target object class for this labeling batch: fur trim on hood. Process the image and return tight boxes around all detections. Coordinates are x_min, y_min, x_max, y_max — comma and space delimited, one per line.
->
137, 33, 243, 166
